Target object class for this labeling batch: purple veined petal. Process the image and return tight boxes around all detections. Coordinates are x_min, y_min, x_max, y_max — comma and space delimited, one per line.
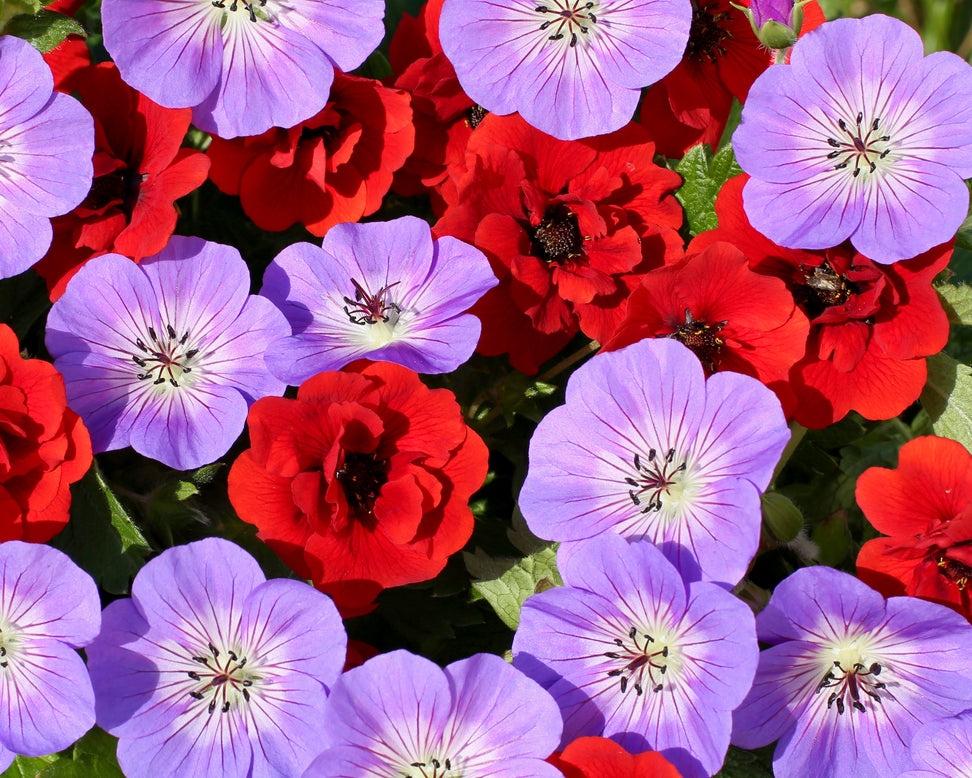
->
102, 0, 224, 108
0, 543, 100, 646
0, 206, 53, 279
906, 710, 972, 777
750, 0, 793, 28
408, 235, 498, 318
192, 16, 334, 138
0, 744, 13, 774
0, 37, 54, 124
274, 0, 384, 73
0, 637, 95, 756
375, 315, 482, 374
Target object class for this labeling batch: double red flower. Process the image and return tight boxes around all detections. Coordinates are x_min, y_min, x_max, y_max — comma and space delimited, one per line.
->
227, 362, 488, 617
549, 737, 682, 778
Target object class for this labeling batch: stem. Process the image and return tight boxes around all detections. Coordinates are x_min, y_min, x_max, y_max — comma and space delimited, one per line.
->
536, 339, 600, 383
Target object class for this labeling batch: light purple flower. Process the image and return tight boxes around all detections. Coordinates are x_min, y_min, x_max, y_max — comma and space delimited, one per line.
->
261, 216, 497, 384
750, 0, 794, 28
46, 237, 288, 470
0, 542, 100, 771
0, 35, 93, 279
439, 0, 691, 140
101, 0, 384, 138
518, 338, 789, 585
513, 534, 758, 778
899, 710, 972, 778
731, 567, 972, 778
87, 538, 347, 778
304, 649, 563, 778
734, 14, 972, 263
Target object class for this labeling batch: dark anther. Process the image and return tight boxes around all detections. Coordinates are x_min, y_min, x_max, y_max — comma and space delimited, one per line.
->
184, 349, 199, 359
208, 699, 217, 714
614, 638, 624, 646
221, 701, 230, 713
192, 656, 209, 664
167, 324, 177, 339
148, 326, 158, 342
0, 662, 7, 669
1, 648, 6, 657
589, 12, 597, 21
827, 150, 840, 159
620, 676, 628, 692
135, 338, 147, 352
242, 679, 252, 686
132, 356, 147, 366
853, 168, 861, 178
540, 19, 551, 29
827, 138, 840, 147
188, 671, 201, 680
242, 688, 251, 702
852, 701, 865, 712
629, 490, 640, 505
872, 118, 880, 131
856, 112, 863, 125
209, 643, 220, 658
629, 627, 637, 639
604, 651, 620, 658
549, 32, 564, 40
835, 161, 848, 170
838, 118, 848, 132
228, 651, 238, 662
870, 663, 881, 675
190, 691, 205, 700
153, 377, 165, 385
535, 4, 548, 10
445, 759, 452, 770
607, 668, 623, 677
653, 683, 663, 692
665, 448, 675, 462
169, 378, 179, 387
634, 683, 643, 695
570, 31, 578, 46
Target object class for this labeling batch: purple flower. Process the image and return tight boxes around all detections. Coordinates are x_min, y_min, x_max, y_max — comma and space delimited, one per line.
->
734, 15, 972, 263
87, 538, 347, 778
518, 338, 789, 585
46, 237, 288, 470
261, 216, 497, 383
749, 0, 794, 28
439, 0, 691, 140
899, 710, 972, 778
512, 534, 758, 778
304, 649, 563, 778
731, 567, 972, 778
0, 35, 93, 279
101, 0, 384, 138
0, 542, 100, 771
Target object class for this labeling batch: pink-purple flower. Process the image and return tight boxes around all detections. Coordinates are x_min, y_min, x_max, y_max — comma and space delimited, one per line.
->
734, 14, 972, 263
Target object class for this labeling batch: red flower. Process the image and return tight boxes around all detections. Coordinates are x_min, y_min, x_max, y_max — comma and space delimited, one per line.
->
549, 737, 683, 778
207, 71, 414, 237
856, 436, 972, 620
605, 241, 809, 413
434, 114, 683, 374
690, 175, 950, 428
35, 63, 211, 300
227, 362, 488, 617
0, 324, 91, 543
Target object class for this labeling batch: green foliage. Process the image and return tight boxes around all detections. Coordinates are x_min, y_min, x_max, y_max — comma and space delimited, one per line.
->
937, 282, 972, 325
674, 143, 743, 237
3, 10, 84, 52
1, 728, 122, 778
466, 544, 562, 630
922, 351, 972, 451
714, 745, 775, 778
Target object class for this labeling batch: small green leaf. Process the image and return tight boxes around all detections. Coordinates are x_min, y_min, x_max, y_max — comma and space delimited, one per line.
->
0, 0, 42, 26
4, 10, 84, 52
466, 545, 562, 630
1, 754, 59, 778
714, 745, 775, 777
357, 49, 393, 80
921, 351, 972, 451
812, 510, 850, 567
936, 283, 972, 326
675, 143, 742, 237
956, 205, 972, 252
188, 462, 223, 485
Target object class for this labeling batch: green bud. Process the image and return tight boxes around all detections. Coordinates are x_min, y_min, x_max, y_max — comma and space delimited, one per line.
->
758, 19, 798, 50
761, 491, 804, 542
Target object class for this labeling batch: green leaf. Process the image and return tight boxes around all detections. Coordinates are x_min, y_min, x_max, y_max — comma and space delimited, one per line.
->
3, 10, 84, 52
0, 0, 42, 26
0, 728, 125, 778
921, 351, 972, 451
674, 143, 742, 237
1, 754, 59, 778
51, 463, 150, 594
714, 745, 775, 778
466, 545, 562, 630
936, 283, 972, 326
957, 209, 972, 252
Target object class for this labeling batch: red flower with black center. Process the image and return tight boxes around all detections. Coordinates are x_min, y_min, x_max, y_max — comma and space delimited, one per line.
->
35, 62, 211, 301
227, 361, 488, 617
548, 737, 683, 778
856, 436, 972, 621
434, 114, 683, 374
690, 175, 950, 428
0, 324, 92, 542
207, 71, 414, 237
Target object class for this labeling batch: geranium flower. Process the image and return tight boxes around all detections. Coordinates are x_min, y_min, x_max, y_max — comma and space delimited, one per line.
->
518, 338, 789, 585
0, 35, 93, 279
260, 216, 497, 382
856, 436, 972, 620
900, 710, 972, 778
227, 361, 489, 616
734, 14, 972, 262
0, 542, 100, 772
732, 567, 972, 778
434, 114, 684, 374
549, 737, 683, 778
690, 175, 951, 428
46, 237, 288, 470
207, 71, 413, 236
514, 534, 758, 778
304, 650, 563, 777
87, 538, 347, 778
0, 324, 91, 543
36, 62, 211, 301
101, 0, 385, 138
439, 0, 691, 140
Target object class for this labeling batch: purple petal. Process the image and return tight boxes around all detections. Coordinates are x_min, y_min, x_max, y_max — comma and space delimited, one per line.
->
276, 0, 384, 73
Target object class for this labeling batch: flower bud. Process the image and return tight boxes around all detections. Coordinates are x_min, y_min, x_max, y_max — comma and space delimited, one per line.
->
762, 491, 804, 543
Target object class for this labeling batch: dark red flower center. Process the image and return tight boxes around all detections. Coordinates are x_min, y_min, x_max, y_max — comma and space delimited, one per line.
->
826, 113, 892, 178
465, 105, 488, 130
82, 166, 143, 215
534, 1, 599, 48
685, 3, 732, 63
937, 553, 972, 590
604, 626, 671, 695
337, 451, 389, 525
815, 659, 885, 716
131, 324, 199, 388
186, 641, 254, 715
531, 205, 584, 265
671, 310, 727, 372
624, 447, 687, 513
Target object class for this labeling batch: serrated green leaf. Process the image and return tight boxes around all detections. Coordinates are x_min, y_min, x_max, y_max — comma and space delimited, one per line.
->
1, 754, 59, 778
675, 143, 742, 236
921, 351, 972, 451
467, 545, 562, 630
936, 283, 972, 326
188, 462, 222, 485
4, 10, 84, 52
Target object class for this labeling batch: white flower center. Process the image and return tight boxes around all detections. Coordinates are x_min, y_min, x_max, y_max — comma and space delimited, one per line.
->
342, 278, 406, 349
814, 635, 888, 716
604, 623, 681, 696
533, 0, 600, 48
625, 446, 698, 521
825, 112, 894, 181
185, 641, 259, 715
130, 324, 202, 391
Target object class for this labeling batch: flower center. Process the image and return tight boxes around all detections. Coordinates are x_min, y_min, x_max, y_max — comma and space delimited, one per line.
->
336, 451, 389, 526
534, 1, 599, 48
531, 205, 584, 265
815, 656, 886, 716
466, 104, 489, 130
684, 2, 732, 63
343, 278, 401, 327
937, 552, 972, 590
0, 624, 22, 670
401, 756, 457, 778
604, 625, 675, 695
671, 310, 727, 372
82, 167, 144, 215
625, 447, 688, 514
825, 113, 892, 179
211, 0, 267, 23
186, 641, 257, 715
131, 324, 199, 388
